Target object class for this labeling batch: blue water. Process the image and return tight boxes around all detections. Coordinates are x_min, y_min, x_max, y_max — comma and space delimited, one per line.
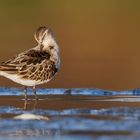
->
0, 87, 140, 96
0, 87, 140, 140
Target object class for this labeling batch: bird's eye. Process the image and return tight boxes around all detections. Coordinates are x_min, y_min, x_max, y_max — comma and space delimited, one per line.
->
49, 46, 54, 49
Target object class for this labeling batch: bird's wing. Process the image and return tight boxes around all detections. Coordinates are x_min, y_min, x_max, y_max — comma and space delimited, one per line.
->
0, 49, 50, 75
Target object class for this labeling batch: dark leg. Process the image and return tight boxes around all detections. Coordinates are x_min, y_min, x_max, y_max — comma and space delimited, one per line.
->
24, 86, 28, 100
33, 86, 38, 100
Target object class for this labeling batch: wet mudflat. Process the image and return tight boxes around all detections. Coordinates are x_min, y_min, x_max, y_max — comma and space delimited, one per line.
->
0, 88, 140, 140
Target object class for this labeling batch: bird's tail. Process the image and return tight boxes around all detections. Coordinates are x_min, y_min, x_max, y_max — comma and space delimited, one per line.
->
0, 64, 18, 75
0, 66, 5, 70
0, 66, 2, 75
0, 65, 2, 70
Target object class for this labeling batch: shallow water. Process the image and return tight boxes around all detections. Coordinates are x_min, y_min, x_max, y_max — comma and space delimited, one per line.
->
0, 88, 140, 140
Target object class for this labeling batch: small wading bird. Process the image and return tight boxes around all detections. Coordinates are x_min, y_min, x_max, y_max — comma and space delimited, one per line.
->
0, 26, 60, 100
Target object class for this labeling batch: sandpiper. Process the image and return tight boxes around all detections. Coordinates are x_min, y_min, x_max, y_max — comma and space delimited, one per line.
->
0, 26, 60, 100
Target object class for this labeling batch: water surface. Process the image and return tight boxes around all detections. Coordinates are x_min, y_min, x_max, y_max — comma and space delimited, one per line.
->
0, 88, 140, 140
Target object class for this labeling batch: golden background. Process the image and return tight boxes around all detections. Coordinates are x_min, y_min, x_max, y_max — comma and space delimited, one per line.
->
0, 0, 140, 90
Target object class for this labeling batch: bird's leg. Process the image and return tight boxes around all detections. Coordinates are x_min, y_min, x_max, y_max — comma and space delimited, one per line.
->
33, 86, 38, 100
24, 86, 28, 100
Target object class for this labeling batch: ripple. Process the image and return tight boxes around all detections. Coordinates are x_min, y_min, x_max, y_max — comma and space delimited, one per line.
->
0, 88, 139, 139
0, 87, 140, 96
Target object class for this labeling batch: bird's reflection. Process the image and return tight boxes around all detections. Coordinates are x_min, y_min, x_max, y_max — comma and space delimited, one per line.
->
23, 99, 39, 110
24, 100, 27, 110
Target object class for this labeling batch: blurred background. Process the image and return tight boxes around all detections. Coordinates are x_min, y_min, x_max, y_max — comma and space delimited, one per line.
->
0, 0, 140, 90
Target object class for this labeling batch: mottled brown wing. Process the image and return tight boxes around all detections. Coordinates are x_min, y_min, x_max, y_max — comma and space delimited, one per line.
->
22, 60, 58, 81
0, 49, 50, 75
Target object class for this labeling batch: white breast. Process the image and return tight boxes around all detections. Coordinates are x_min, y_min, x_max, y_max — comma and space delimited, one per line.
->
0, 71, 50, 86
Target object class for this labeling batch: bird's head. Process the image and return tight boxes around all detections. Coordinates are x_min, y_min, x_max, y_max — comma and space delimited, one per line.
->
34, 26, 60, 63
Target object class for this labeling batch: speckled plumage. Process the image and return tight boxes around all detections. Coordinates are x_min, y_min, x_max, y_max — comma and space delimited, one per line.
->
0, 26, 60, 100
0, 49, 58, 82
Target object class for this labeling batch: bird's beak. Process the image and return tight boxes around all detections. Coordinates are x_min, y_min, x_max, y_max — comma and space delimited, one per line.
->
39, 44, 44, 51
